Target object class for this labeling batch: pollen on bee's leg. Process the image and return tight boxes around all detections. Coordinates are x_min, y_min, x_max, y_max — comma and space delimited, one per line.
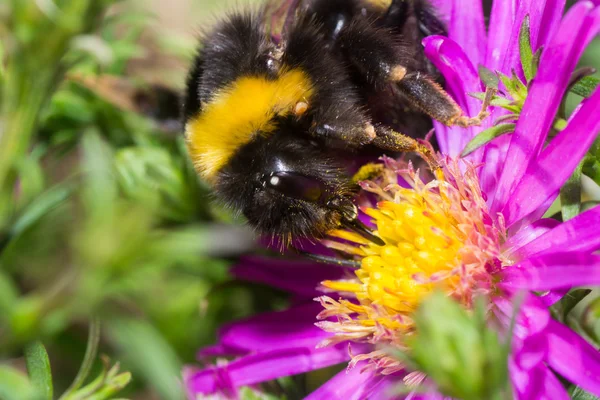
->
389, 65, 407, 82
294, 101, 309, 116
371, 126, 441, 173
364, 123, 376, 139
396, 74, 493, 128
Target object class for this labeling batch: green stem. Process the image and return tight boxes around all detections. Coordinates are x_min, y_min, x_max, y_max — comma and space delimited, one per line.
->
59, 317, 101, 399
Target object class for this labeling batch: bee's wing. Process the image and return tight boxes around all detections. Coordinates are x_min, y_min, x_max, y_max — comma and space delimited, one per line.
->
262, 0, 307, 44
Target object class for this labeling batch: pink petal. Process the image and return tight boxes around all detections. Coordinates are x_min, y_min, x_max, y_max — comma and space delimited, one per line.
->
510, 363, 569, 400
231, 256, 346, 298
486, 0, 517, 71
185, 345, 354, 398
448, 0, 487, 66
546, 319, 600, 396
423, 36, 482, 158
501, 253, 600, 291
201, 303, 328, 357
514, 205, 600, 258
498, 0, 544, 78
305, 367, 384, 400
502, 218, 560, 259
502, 83, 600, 225
491, 2, 597, 215
536, 0, 567, 49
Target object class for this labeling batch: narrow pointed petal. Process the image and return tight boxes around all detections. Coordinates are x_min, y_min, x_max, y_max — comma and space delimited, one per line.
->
479, 135, 511, 202
231, 256, 344, 298
502, 218, 559, 258
510, 363, 569, 400
485, 0, 517, 71
448, 0, 487, 66
423, 36, 482, 158
546, 319, 600, 396
514, 205, 600, 258
536, 0, 567, 49
501, 253, 600, 291
499, 0, 544, 77
206, 303, 327, 356
502, 84, 600, 225
491, 2, 596, 214
305, 367, 384, 400
185, 345, 355, 398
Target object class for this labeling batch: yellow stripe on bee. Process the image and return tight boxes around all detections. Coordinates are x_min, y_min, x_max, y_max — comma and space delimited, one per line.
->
185, 69, 314, 182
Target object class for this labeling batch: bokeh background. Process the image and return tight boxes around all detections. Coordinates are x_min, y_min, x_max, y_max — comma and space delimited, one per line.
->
0, 1, 598, 399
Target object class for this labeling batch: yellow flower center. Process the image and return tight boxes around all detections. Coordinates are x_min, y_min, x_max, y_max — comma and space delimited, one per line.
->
317, 159, 507, 373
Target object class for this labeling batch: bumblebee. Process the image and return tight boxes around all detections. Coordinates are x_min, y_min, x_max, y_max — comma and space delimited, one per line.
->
183, 0, 489, 244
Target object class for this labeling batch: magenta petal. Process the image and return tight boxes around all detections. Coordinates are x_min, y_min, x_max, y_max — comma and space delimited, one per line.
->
423, 36, 482, 158
448, 0, 487, 66
514, 205, 600, 258
498, 0, 544, 77
185, 345, 354, 398
231, 256, 345, 298
536, 0, 567, 49
502, 218, 560, 258
485, 0, 517, 71
510, 363, 569, 400
546, 319, 600, 396
501, 253, 600, 291
210, 303, 328, 355
503, 84, 600, 225
305, 367, 382, 400
491, 2, 596, 215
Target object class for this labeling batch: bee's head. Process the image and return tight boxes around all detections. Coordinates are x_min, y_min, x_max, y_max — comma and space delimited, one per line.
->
214, 129, 356, 242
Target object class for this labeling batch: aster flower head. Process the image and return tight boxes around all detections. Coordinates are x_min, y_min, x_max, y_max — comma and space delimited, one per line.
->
185, 1, 600, 399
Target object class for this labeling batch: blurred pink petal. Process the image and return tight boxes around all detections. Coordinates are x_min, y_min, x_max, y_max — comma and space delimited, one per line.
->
501, 253, 600, 291
503, 84, 600, 224
514, 205, 600, 258
492, 2, 597, 215
547, 319, 600, 394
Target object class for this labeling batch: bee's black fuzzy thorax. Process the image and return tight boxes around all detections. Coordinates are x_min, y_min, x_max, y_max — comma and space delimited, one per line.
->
183, 0, 449, 242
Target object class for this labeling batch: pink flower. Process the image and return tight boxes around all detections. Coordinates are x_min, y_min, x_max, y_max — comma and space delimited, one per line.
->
184, 1, 600, 399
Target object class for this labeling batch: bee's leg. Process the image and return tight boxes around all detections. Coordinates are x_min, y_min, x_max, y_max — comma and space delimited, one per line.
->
336, 15, 493, 128
336, 18, 410, 86
396, 73, 495, 127
371, 125, 441, 173
310, 119, 377, 147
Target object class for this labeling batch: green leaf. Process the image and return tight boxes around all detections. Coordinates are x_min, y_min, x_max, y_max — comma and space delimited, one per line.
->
11, 183, 73, 238
405, 293, 512, 400
563, 290, 592, 321
461, 124, 515, 157
570, 386, 600, 400
469, 92, 515, 109
519, 15, 534, 82
107, 318, 184, 400
0, 366, 41, 400
571, 76, 600, 98
531, 47, 543, 80
478, 65, 499, 90
560, 161, 583, 221
0, 271, 19, 318
25, 341, 53, 400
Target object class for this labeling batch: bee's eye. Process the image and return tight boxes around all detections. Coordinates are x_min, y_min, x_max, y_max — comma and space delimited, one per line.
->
263, 171, 327, 203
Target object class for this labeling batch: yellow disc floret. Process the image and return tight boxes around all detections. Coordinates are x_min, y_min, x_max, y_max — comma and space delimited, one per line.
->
316, 158, 507, 374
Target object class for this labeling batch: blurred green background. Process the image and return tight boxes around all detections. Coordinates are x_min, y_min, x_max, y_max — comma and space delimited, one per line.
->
0, 1, 280, 399
0, 1, 599, 399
